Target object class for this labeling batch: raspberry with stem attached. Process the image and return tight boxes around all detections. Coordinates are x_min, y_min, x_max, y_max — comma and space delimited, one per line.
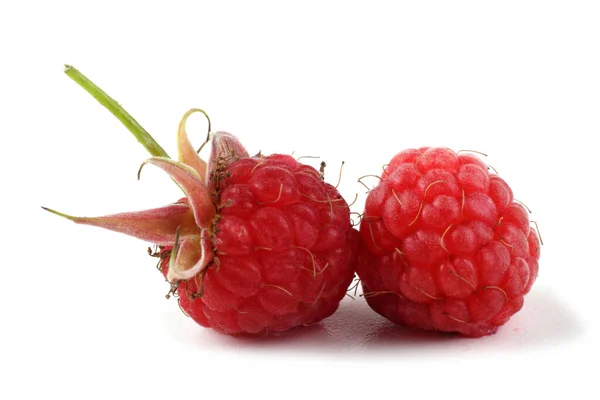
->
44, 66, 358, 337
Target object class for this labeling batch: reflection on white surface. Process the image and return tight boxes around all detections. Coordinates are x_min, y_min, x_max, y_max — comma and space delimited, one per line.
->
164, 285, 583, 355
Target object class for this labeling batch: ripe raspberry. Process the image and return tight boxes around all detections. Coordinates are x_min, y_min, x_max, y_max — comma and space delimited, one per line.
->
357, 147, 541, 337
156, 151, 359, 337
45, 66, 357, 337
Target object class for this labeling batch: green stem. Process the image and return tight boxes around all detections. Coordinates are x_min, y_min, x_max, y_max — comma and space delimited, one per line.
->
64, 65, 170, 159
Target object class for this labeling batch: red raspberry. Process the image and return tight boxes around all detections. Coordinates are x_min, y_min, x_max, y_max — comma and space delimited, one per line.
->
158, 154, 359, 336
50, 134, 358, 337
356, 147, 541, 337
45, 67, 358, 338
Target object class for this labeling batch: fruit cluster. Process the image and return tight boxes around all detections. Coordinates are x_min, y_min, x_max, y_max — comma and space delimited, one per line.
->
45, 66, 541, 338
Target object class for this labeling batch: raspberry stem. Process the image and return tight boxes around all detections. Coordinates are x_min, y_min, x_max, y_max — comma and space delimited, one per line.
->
64, 65, 170, 159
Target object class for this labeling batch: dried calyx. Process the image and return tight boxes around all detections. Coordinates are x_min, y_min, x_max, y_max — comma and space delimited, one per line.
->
44, 66, 249, 282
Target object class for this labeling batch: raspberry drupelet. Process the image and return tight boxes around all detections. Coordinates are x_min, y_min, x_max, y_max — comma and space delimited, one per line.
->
356, 147, 541, 337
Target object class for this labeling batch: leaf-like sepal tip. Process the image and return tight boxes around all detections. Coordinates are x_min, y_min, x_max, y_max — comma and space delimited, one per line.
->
41, 203, 200, 244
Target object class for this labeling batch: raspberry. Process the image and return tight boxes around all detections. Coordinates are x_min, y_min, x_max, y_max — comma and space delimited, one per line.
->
157, 153, 359, 336
357, 147, 541, 337
45, 66, 357, 337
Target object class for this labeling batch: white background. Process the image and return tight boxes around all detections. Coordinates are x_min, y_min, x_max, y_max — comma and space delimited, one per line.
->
1, 1, 598, 399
